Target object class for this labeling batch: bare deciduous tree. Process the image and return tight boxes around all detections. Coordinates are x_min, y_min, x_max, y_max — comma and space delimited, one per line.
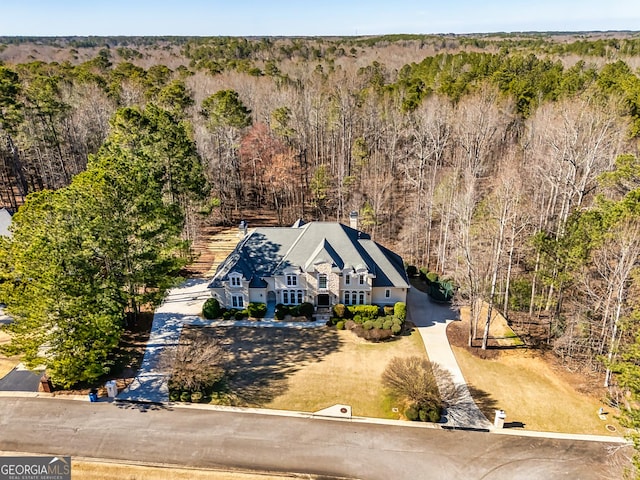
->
163, 329, 229, 393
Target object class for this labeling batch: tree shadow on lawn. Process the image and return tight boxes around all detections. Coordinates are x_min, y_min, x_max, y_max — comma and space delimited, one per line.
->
198, 326, 342, 407
467, 384, 499, 418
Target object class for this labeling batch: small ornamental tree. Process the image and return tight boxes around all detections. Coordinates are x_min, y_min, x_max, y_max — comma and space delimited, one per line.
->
166, 329, 228, 394
382, 356, 463, 421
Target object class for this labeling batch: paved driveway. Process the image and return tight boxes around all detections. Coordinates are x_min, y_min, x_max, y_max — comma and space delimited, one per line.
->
408, 287, 492, 429
0, 365, 40, 392
0, 397, 628, 480
118, 278, 324, 403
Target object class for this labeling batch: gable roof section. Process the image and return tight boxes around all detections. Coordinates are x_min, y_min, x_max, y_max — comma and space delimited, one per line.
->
359, 240, 410, 288
209, 228, 299, 288
209, 221, 409, 289
302, 238, 344, 272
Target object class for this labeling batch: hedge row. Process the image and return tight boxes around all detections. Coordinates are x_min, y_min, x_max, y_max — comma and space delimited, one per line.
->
202, 298, 268, 320
275, 302, 314, 320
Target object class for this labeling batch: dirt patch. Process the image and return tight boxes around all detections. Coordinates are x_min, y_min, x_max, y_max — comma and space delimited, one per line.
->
447, 320, 501, 360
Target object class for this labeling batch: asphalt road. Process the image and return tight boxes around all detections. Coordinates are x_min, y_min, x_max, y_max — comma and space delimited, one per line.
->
0, 397, 629, 479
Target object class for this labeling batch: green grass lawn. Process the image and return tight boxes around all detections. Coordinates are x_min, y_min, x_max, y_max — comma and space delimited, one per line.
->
265, 329, 425, 418
452, 343, 624, 436
199, 325, 425, 419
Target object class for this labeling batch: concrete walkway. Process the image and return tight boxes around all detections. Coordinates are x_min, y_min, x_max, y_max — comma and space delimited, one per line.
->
407, 287, 493, 430
118, 278, 324, 403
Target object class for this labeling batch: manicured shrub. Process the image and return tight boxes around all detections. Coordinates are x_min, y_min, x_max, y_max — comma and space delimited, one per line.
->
275, 304, 289, 320
363, 320, 374, 330
426, 271, 439, 284
383, 305, 394, 316
419, 408, 428, 422
365, 328, 393, 342
427, 408, 441, 423
373, 318, 384, 329
336, 320, 345, 330
180, 391, 191, 402
222, 309, 236, 320
289, 305, 300, 316
333, 303, 347, 318
405, 405, 419, 421
348, 305, 379, 319
191, 391, 203, 403
419, 267, 428, 281
298, 302, 314, 318
391, 323, 403, 335
353, 314, 363, 324
234, 310, 246, 320
383, 318, 394, 330
202, 298, 222, 319
247, 302, 267, 318
169, 390, 180, 402
394, 302, 407, 322
406, 265, 418, 277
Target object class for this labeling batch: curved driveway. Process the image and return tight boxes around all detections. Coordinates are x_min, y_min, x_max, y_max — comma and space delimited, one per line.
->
0, 397, 627, 480
408, 287, 492, 429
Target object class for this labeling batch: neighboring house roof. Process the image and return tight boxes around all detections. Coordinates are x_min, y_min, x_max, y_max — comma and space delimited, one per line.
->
209, 221, 410, 289
0, 208, 12, 237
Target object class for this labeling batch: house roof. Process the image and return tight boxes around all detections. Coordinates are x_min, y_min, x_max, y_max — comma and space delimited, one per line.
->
209, 221, 410, 289
0, 208, 12, 237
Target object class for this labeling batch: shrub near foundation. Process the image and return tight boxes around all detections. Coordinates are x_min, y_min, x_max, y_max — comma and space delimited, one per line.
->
202, 298, 222, 319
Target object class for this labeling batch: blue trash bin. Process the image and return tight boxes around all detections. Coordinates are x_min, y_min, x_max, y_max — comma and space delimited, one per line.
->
88, 390, 98, 402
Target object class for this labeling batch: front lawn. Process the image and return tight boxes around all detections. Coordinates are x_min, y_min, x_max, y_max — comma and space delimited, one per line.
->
188, 326, 425, 419
448, 311, 624, 436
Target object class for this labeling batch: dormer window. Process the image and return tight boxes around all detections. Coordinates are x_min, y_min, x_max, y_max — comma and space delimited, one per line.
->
345, 275, 351, 285
359, 274, 365, 285
286, 274, 298, 287
229, 273, 242, 288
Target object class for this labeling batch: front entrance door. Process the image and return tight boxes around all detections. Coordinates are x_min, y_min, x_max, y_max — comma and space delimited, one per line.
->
317, 294, 330, 307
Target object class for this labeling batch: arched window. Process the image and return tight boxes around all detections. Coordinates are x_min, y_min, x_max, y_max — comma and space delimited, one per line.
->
351, 292, 357, 305
297, 290, 303, 304
359, 292, 365, 305
283, 291, 289, 304
344, 291, 350, 305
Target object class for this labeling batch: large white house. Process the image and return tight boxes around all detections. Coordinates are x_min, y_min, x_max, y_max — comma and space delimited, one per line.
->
208, 217, 409, 312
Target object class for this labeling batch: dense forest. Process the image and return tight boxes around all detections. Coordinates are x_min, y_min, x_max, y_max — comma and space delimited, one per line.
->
2, 32, 640, 439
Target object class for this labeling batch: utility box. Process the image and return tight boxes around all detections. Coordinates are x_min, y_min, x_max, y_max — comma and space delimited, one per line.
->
105, 380, 118, 398
494, 409, 506, 429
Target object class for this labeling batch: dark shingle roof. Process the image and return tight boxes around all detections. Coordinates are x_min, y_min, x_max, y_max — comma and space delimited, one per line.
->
209, 222, 409, 289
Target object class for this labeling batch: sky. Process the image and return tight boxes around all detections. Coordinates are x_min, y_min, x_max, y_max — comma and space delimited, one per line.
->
2, 0, 640, 37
